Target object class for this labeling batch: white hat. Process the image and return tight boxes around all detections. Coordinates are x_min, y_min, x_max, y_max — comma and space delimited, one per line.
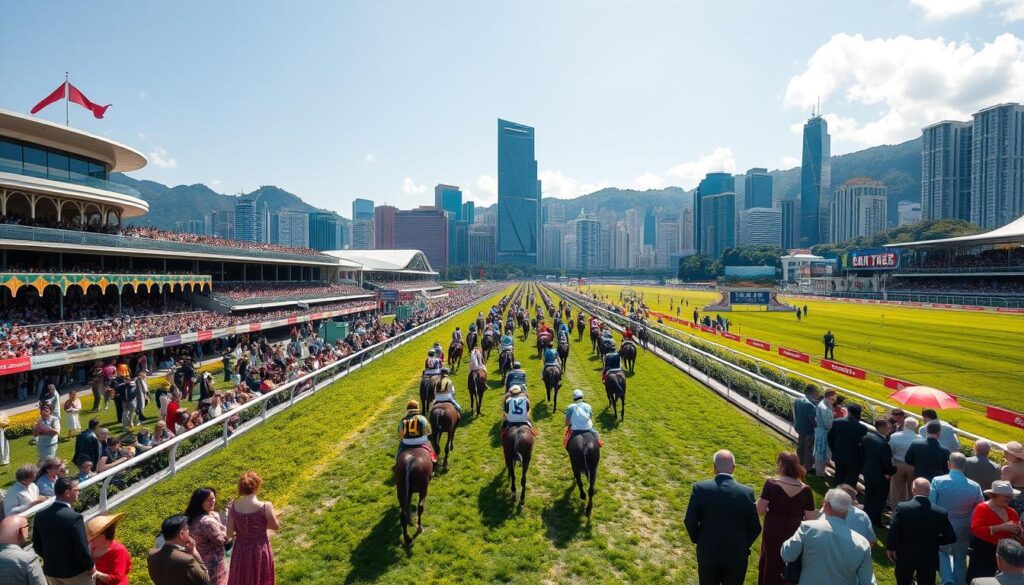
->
985, 480, 1022, 498
572, 389, 584, 400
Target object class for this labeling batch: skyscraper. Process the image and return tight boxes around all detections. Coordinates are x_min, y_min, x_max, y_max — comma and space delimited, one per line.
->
275, 210, 309, 247
779, 199, 800, 250
829, 178, 888, 243
898, 201, 922, 226
373, 205, 396, 249
462, 201, 475, 225
570, 211, 601, 272
210, 210, 235, 239
394, 207, 449, 268
234, 197, 268, 243
655, 217, 680, 268
643, 209, 657, 248
434, 184, 463, 266
625, 209, 643, 267
352, 198, 375, 221
352, 219, 375, 250
694, 172, 735, 255
544, 202, 565, 226
738, 208, 782, 247
679, 207, 694, 253
971, 103, 1024, 229
700, 192, 736, 259
744, 168, 773, 209
497, 119, 540, 265
921, 120, 973, 221
308, 212, 342, 250
541, 224, 563, 269
800, 114, 831, 246
468, 225, 496, 265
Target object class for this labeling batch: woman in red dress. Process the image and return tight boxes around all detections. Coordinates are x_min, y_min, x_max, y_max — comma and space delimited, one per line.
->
756, 452, 817, 585
88, 513, 131, 585
966, 481, 1022, 581
227, 471, 280, 585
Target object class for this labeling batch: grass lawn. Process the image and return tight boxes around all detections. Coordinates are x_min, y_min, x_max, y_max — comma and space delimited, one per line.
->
105, 283, 899, 584
580, 284, 1024, 444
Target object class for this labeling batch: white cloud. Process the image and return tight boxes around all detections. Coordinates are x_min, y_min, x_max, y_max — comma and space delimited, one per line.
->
209, 178, 222, 187
538, 170, 611, 199
665, 147, 737, 189
149, 147, 178, 169
476, 174, 498, 199
910, 0, 1024, 21
364, 153, 375, 163
402, 177, 426, 195
781, 156, 801, 169
784, 33, 1024, 149
633, 172, 667, 191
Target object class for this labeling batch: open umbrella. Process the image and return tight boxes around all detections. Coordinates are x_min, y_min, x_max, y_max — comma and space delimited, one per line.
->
889, 385, 960, 410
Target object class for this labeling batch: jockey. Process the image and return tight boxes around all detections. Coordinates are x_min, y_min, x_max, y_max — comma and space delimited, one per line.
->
505, 361, 527, 393
469, 346, 487, 375
564, 389, 600, 448
543, 342, 559, 368
452, 327, 463, 344
557, 322, 569, 342
423, 350, 442, 376
431, 367, 462, 414
397, 399, 436, 463
432, 341, 445, 364
590, 316, 601, 332
484, 322, 495, 337
502, 385, 533, 436
602, 348, 622, 382
468, 321, 477, 333
622, 326, 635, 341
500, 332, 515, 352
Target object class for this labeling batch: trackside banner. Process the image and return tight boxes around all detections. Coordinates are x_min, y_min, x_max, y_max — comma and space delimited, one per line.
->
778, 347, 810, 362
987, 406, 1024, 430
883, 377, 915, 391
746, 338, 771, 351
820, 359, 867, 379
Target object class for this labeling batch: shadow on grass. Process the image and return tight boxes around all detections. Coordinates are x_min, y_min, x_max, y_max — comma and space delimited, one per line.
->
477, 470, 516, 528
489, 420, 503, 448
542, 484, 592, 548
596, 409, 620, 431
533, 401, 552, 421
343, 506, 404, 584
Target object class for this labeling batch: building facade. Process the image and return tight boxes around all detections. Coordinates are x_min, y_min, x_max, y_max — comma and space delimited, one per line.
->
921, 120, 973, 221
898, 200, 922, 226
541, 223, 563, 270
468, 224, 496, 265
308, 211, 342, 251
393, 207, 448, 269
434, 183, 463, 266
497, 119, 540, 264
829, 178, 888, 243
352, 198, 374, 221
655, 217, 680, 268
700, 192, 736, 259
738, 207, 782, 247
275, 210, 309, 248
693, 172, 735, 255
800, 114, 831, 246
971, 103, 1024, 229
352, 218, 375, 250
744, 167, 773, 210
778, 199, 800, 250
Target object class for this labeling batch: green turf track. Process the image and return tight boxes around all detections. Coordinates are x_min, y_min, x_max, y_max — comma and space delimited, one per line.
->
582, 284, 1024, 444
110, 284, 898, 584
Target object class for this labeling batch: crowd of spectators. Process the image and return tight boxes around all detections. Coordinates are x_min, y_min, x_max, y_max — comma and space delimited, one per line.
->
902, 248, 1024, 273
364, 277, 442, 291
886, 277, 1024, 297
208, 281, 368, 304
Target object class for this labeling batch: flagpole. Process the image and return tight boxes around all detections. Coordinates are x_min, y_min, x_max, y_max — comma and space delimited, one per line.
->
65, 72, 69, 126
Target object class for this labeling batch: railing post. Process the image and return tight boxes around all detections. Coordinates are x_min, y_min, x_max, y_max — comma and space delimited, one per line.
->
222, 419, 230, 447
169, 443, 178, 475
99, 475, 113, 512
261, 399, 268, 423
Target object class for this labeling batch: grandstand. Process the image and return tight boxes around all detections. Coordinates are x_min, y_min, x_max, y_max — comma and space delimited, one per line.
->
323, 249, 443, 291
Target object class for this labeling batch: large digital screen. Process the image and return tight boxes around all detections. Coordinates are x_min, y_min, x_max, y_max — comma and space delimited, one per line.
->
730, 290, 771, 305
718, 266, 778, 288
842, 249, 900, 270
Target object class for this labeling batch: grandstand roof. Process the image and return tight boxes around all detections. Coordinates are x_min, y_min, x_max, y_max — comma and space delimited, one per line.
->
323, 249, 437, 275
890, 214, 1024, 248
1, 108, 147, 173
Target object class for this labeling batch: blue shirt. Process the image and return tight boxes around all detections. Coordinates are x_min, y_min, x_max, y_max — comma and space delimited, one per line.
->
543, 348, 558, 365
793, 396, 816, 435
929, 470, 983, 525
566, 401, 593, 430
845, 505, 876, 544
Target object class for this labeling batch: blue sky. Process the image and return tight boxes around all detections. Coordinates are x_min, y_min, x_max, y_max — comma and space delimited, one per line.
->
3, 1, 1022, 216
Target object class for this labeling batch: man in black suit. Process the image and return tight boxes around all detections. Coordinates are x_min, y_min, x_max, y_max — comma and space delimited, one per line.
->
32, 477, 94, 584
72, 418, 102, 470
859, 419, 897, 526
828, 403, 868, 487
905, 421, 950, 481
684, 449, 762, 585
886, 477, 956, 585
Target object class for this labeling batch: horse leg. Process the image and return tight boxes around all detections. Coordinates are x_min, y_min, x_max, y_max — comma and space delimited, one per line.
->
586, 466, 597, 517
444, 431, 453, 471
415, 490, 425, 537
400, 488, 411, 545
621, 392, 626, 420
575, 467, 586, 500
519, 448, 530, 506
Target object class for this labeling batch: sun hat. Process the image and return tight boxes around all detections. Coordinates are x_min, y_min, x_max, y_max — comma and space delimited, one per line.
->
86, 513, 123, 541
1004, 441, 1024, 461
572, 389, 584, 400
509, 385, 523, 395
985, 480, 1022, 498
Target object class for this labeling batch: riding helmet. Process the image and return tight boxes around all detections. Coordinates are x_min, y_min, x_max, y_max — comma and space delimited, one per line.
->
428, 349, 435, 356
406, 400, 419, 411
572, 389, 584, 400
509, 385, 523, 395
513, 361, 522, 368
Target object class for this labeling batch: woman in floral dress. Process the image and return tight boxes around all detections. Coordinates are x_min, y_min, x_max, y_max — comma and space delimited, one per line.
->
186, 487, 230, 585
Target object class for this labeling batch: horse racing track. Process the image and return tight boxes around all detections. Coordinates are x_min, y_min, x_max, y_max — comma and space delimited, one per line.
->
113, 284, 899, 584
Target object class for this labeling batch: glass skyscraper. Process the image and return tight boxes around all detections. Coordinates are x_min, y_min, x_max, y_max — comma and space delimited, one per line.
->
497, 119, 540, 265
352, 198, 374, 221
435, 184, 463, 266
800, 114, 831, 246
693, 172, 735, 255
744, 168, 773, 209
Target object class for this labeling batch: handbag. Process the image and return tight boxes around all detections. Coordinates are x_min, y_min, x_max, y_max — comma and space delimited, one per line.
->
781, 554, 802, 583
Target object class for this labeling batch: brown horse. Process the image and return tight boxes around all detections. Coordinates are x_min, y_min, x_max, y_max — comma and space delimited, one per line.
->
557, 338, 570, 370
542, 364, 562, 410
604, 370, 626, 420
566, 431, 600, 517
498, 348, 515, 383
395, 447, 432, 546
522, 317, 531, 340
619, 340, 637, 373
419, 374, 440, 413
467, 329, 478, 351
429, 402, 460, 471
482, 333, 495, 361
590, 327, 601, 353
536, 332, 552, 358
502, 424, 534, 505
448, 340, 464, 373
467, 368, 487, 416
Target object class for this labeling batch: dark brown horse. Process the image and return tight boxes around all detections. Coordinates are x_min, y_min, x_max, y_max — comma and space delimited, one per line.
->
429, 402, 460, 471
419, 374, 440, 413
467, 368, 487, 416
467, 329, 478, 351
566, 431, 600, 517
590, 327, 601, 353
396, 447, 432, 546
448, 340, 464, 373
481, 332, 495, 361
522, 317, 531, 340
542, 364, 562, 410
557, 338, 570, 370
577, 314, 586, 341
498, 348, 515, 383
476, 316, 485, 333
502, 424, 534, 505
604, 370, 626, 420
536, 332, 552, 358
619, 340, 637, 373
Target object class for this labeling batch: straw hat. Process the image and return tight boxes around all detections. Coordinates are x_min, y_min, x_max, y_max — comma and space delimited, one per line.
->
1004, 441, 1024, 461
985, 480, 1022, 498
86, 513, 123, 541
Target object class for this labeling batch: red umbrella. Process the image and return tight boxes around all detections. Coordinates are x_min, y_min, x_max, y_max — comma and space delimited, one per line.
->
889, 385, 960, 410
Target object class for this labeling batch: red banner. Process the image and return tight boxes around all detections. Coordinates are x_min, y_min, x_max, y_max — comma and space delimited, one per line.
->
746, 338, 771, 351
287, 317, 298, 324
987, 406, 1024, 430
700, 326, 717, 334
883, 376, 915, 391
249, 323, 262, 332
0, 356, 32, 375
31, 82, 67, 114
820, 359, 867, 379
197, 330, 213, 342
721, 331, 740, 341
67, 83, 111, 119
689, 322, 699, 329
119, 341, 143, 354
778, 347, 810, 363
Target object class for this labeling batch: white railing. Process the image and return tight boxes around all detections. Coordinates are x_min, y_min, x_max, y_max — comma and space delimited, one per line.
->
16, 289, 501, 522
550, 284, 1005, 451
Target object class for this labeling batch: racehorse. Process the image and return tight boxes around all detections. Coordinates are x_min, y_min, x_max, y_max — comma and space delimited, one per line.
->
498, 348, 515, 382
604, 370, 626, 420
502, 425, 534, 506
557, 338, 570, 370
420, 374, 440, 413
467, 329, 478, 351
536, 332, 553, 359
567, 319, 575, 336
619, 340, 637, 373
482, 332, 495, 361
598, 335, 615, 362
576, 314, 586, 341
395, 446, 432, 546
467, 368, 487, 416
566, 432, 600, 517
429, 402, 460, 471
542, 363, 562, 410
590, 326, 601, 353
476, 316, 485, 334
522, 317, 531, 340
448, 340, 464, 373
636, 325, 650, 350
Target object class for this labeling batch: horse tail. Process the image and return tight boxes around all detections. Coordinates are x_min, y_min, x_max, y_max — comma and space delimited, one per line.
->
402, 455, 414, 513
582, 441, 591, 480
513, 430, 523, 465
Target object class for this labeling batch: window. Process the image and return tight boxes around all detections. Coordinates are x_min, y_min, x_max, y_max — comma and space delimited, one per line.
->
22, 146, 47, 178
69, 157, 89, 181
87, 161, 107, 181
47, 152, 70, 180
0, 139, 21, 173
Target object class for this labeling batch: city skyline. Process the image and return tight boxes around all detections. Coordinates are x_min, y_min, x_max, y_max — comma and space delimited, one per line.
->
4, 1, 1023, 218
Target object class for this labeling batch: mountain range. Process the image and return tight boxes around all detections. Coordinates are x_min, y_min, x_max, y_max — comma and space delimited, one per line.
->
114, 136, 922, 230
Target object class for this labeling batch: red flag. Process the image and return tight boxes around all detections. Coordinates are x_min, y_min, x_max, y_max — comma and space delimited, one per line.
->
30, 82, 67, 114
67, 84, 111, 119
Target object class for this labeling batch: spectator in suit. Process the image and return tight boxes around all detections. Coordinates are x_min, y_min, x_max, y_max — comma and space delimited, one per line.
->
964, 440, 1002, 492
969, 539, 1024, 585
72, 418, 102, 473
0, 515, 46, 585
920, 409, 961, 453
887, 477, 956, 585
684, 450, 762, 585
814, 390, 837, 476
780, 488, 874, 584
794, 385, 819, 472
931, 452, 984, 585
147, 515, 211, 585
858, 419, 896, 526
890, 418, 920, 507
906, 421, 951, 482
32, 477, 94, 584
828, 403, 867, 487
